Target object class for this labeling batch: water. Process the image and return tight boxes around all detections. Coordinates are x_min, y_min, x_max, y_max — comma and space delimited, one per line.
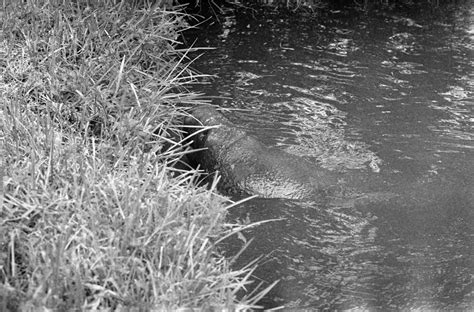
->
188, 2, 473, 310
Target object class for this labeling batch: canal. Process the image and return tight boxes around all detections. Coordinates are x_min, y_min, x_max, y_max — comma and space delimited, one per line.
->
189, 2, 473, 310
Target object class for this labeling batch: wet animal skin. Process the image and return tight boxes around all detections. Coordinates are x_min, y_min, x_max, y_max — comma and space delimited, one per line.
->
183, 106, 339, 199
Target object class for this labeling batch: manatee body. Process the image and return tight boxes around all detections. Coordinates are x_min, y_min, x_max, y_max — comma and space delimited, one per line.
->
184, 106, 339, 199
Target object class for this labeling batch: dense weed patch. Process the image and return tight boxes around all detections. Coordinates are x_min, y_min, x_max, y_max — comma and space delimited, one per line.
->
0, 1, 270, 310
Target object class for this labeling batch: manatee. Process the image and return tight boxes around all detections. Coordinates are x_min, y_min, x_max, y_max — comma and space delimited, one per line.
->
183, 106, 340, 199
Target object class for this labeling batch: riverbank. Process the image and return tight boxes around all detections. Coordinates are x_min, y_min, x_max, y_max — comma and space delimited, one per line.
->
0, 1, 271, 310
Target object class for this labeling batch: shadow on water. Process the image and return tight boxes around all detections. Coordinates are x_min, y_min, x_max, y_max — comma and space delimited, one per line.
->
188, 1, 474, 310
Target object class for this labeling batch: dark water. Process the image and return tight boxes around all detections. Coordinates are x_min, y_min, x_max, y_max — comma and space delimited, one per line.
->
190, 2, 473, 310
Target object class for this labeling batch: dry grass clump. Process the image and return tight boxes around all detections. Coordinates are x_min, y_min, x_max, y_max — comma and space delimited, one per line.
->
1, 0, 270, 310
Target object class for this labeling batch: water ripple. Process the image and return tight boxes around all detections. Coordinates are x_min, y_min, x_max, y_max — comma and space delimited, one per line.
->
192, 3, 474, 309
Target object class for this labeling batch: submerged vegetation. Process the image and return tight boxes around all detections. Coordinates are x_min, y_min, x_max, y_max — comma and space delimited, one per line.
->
0, 0, 273, 310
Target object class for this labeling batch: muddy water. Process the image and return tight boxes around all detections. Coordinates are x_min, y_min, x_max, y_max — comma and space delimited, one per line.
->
190, 3, 473, 310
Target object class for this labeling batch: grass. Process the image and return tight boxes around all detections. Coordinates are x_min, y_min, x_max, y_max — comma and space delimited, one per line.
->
0, 0, 273, 310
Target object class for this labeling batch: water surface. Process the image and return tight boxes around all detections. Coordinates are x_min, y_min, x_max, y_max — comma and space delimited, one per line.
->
190, 3, 473, 310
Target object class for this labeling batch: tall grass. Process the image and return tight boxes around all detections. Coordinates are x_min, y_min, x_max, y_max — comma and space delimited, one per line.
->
0, 0, 272, 310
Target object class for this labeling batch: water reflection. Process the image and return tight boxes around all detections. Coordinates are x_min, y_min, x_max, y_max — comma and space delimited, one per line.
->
226, 197, 383, 309
190, 1, 474, 310
228, 180, 473, 310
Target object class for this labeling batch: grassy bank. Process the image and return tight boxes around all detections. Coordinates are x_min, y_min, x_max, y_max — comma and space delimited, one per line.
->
0, 1, 269, 310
